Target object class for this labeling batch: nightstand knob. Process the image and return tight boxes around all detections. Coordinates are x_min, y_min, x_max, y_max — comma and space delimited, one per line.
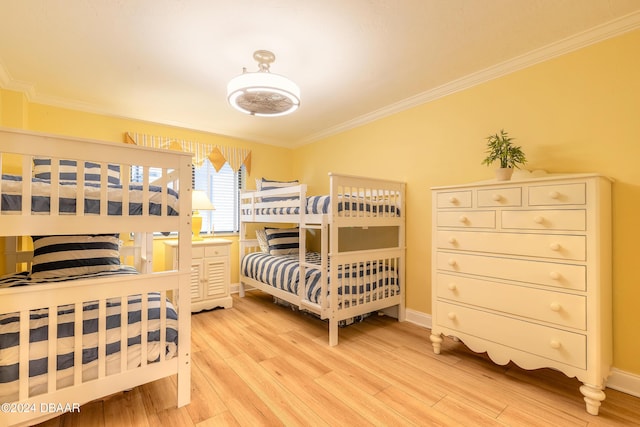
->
550, 302, 561, 312
549, 271, 561, 280
458, 215, 468, 223
549, 191, 560, 199
449, 196, 458, 204
447, 312, 457, 320
492, 193, 502, 202
448, 236, 457, 245
447, 258, 457, 267
447, 283, 457, 291
550, 340, 561, 349
534, 216, 544, 224
549, 242, 561, 251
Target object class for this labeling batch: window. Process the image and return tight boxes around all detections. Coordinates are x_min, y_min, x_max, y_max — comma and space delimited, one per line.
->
193, 160, 244, 234
130, 160, 244, 234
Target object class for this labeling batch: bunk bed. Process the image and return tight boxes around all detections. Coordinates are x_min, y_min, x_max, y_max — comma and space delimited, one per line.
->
239, 174, 406, 346
0, 127, 193, 427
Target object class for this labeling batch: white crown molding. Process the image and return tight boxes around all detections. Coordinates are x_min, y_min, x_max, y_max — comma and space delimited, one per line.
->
295, 10, 640, 146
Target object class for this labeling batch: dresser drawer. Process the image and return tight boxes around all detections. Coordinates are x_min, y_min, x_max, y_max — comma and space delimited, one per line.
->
436, 230, 586, 261
205, 245, 230, 257
502, 209, 586, 231
436, 273, 586, 329
435, 301, 586, 369
436, 251, 586, 291
436, 191, 472, 208
529, 183, 586, 206
437, 210, 495, 228
477, 187, 522, 207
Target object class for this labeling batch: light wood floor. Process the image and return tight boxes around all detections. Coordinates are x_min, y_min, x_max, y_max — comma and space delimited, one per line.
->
38, 292, 640, 426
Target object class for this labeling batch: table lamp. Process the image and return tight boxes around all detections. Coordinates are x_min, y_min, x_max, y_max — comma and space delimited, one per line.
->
191, 190, 215, 240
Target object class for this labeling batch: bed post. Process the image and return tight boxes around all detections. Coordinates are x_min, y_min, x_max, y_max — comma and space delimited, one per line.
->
176, 160, 193, 408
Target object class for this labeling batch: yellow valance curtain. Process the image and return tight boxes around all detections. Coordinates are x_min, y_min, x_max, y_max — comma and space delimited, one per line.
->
125, 132, 251, 174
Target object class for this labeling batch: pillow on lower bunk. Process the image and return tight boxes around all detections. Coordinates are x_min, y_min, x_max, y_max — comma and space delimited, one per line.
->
33, 158, 121, 185
265, 228, 299, 256
30, 234, 122, 279
255, 229, 270, 253
260, 178, 299, 202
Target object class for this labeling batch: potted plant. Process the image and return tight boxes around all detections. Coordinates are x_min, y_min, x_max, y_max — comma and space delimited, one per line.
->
481, 129, 527, 180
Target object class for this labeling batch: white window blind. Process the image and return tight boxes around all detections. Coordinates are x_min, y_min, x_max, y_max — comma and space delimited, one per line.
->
193, 160, 244, 234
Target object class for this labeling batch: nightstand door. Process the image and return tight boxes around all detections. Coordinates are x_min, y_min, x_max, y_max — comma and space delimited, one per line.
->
203, 256, 229, 299
190, 259, 204, 302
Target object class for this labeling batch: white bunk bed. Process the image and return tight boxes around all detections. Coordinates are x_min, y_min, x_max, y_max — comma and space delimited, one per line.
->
239, 173, 406, 346
0, 127, 193, 427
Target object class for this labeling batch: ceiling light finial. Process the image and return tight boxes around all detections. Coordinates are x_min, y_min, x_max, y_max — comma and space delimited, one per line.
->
227, 50, 300, 117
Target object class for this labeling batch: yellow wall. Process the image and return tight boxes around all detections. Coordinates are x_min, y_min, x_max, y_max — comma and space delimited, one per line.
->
0, 90, 295, 283
292, 29, 640, 374
2, 29, 638, 375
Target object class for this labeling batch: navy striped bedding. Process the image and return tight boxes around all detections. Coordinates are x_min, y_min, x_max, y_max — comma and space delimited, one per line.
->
243, 194, 400, 216
0, 174, 179, 216
241, 251, 399, 305
0, 269, 179, 402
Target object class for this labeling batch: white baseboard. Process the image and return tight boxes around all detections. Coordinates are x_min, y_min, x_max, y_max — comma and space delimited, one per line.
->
607, 368, 640, 398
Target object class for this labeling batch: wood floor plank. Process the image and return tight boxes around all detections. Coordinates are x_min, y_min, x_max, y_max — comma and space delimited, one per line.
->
32, 293, 640, 426
259, 356, 374, 427
226, 352, 330, 427
314, 371, 416, 425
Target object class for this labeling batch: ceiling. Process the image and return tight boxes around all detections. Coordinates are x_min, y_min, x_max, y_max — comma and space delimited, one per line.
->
1, 1, 639, 148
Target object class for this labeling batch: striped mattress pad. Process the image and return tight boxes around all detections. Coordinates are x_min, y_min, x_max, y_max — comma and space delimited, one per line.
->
0, 268, 179, 402
240, 251, 400, 305
0, 174, 179, 216
242, 194, 401, 216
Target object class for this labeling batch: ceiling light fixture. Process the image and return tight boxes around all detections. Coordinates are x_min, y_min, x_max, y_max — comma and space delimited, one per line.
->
227, 50, 300, 117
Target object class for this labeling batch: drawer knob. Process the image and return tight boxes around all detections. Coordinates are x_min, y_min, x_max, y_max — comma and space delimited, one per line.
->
549, 271, 561, 280
492, 193, 502, 201
447, 283, 457, 291
550, 302, 561, 312
549, 191, 560, 199
447, 312, 457, 320
449, 196, 458, 204
458, 215, 468, 223
447, 258, 457, 267
448, 236, 457, 245
549, 242, 562, 251
550, 340, 561, 349
534, 216, 544, 224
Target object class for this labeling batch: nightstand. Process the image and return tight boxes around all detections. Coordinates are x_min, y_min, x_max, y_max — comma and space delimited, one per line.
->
164, 238, 233, 312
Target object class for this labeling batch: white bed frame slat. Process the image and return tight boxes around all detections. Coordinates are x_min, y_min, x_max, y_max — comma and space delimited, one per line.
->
239, 173, 406, 346
0, 127, 192, 427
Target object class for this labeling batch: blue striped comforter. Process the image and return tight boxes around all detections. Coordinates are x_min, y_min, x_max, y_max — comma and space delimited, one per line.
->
0, 269, 179, 402
242, 195, 400, 216
1, 174, 179, 215
241, 251, 399, 304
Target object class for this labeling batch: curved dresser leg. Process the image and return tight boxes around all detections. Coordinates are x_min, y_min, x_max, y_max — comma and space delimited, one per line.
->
580, 383, 606, 415
430, 333, 443, 355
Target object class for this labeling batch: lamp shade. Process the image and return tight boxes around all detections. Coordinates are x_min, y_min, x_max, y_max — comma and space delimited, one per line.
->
192, 190, 215, 211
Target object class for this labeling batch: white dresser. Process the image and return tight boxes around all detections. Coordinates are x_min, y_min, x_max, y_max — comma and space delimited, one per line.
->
430, 174, 612, 415
165, 238, 233, 312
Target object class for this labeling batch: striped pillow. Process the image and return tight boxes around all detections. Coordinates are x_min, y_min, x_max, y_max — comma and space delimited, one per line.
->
33, 158, 120, 184
265, 228, 299, 256
30, 234, 122, 279
260, 178, 299, 202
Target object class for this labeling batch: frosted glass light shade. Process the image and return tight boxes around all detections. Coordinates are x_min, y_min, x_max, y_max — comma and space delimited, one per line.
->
227, 72, 300, 117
